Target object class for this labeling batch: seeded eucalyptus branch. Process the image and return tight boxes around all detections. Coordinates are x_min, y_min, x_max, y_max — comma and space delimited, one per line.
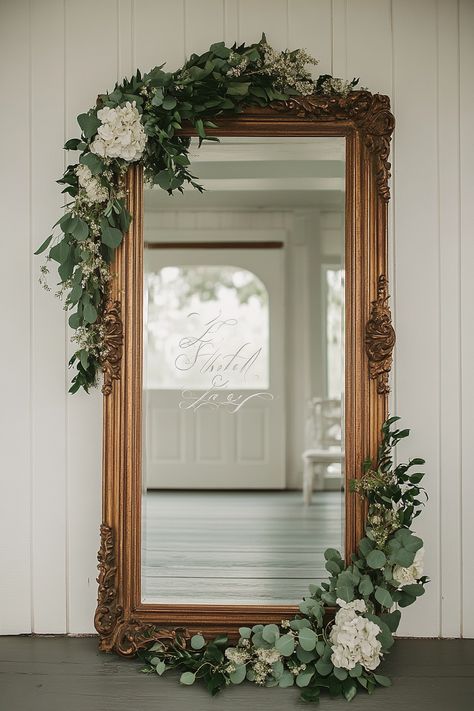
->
140, 419, 428, 703
35, 33, 359, 393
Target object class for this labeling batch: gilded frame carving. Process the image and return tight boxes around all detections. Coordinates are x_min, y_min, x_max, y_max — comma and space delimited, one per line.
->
96, 92, 395, 656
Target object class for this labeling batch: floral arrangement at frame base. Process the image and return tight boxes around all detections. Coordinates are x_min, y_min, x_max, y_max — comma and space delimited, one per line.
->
34, 33, 427, 703
138, 418, 428, 703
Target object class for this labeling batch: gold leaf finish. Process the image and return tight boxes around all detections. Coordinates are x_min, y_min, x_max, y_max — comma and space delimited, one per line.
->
97, 95, 396, 653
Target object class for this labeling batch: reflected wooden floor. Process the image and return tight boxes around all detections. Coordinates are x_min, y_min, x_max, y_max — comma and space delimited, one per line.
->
142, 490, 343, 604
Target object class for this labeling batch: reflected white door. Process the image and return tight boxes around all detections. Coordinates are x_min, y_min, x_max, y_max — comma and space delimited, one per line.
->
143, 247, 285, 489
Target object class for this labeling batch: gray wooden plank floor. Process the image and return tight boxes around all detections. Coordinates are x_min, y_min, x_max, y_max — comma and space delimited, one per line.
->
142, 490, 344, 604
1, 637, 473, 711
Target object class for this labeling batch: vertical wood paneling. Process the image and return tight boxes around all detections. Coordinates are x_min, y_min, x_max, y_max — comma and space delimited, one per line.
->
460, 0, 474, 639
30, 0, 68, 633
224, 0, 239, 45
64, 0, 118, 633
437, 0, 462, 639
331, 0, 347, 77
118, 0, 133, 79
0, 0, 471, 638
288, 1, 332, 76
185, 0, 224, 57
133, 0, 185, 72
345, 0, 392, 94
392, 0, 441, 637
0, 0, 32, 635
238, 0, 288, 47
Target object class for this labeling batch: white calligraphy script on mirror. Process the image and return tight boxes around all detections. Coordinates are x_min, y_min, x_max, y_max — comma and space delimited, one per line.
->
141, 137, 345, 605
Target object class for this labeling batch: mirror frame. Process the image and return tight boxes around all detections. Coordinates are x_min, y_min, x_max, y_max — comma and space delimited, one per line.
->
95, 93, 396, 656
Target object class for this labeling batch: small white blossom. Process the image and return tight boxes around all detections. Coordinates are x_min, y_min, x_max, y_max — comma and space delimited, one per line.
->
90, 101, 147, 162
224, 647, 250, 666
329, 598, 382, 672
393, 547, 424, 587
257, 43, 317, 96
321, 77, 354, 98
255, 647, 281, 665
75, 164, 109, 203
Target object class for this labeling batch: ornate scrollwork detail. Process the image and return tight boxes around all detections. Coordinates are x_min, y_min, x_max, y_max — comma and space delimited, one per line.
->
366, 275, 396, 394
94, 524, 123, 639
100, 300, 123, 396
270, 92, 395, 202
94, 524, 192, 656
114, 622, 191, 657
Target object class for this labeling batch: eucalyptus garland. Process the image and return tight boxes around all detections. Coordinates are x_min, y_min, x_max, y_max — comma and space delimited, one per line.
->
35, 34, 358, 393
140, 418, 428, 703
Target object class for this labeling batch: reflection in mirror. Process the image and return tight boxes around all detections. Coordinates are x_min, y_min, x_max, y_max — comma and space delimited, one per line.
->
142, 137, 345, 605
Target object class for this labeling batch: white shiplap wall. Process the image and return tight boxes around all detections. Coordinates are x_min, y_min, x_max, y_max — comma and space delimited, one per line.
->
0, 0, 472, 637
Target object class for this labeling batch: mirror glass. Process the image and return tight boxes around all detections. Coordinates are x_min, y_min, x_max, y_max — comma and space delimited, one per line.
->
141, 136, 345, 605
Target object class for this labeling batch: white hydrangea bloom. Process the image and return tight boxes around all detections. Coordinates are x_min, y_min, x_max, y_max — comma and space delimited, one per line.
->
393, 547, 424, 587
329, 598, 382, 672
75, 164, 109, 204
90, 101, 147, 162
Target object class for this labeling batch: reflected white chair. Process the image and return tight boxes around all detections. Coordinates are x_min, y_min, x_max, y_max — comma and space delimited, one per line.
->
302, 398, 343, 505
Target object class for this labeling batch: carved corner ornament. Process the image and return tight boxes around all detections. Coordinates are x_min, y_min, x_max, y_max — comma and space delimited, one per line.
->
94, 524, 191, 656
100, 300, 123, 396
270, 92, 395, 202
365, 275, 396, 394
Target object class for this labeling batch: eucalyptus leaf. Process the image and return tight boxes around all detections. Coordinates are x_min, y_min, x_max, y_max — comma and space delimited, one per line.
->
275, 633, 295, 657
179, 672, 196, 686
359, 575, 374, 596
100, 218, 123, 249
298, 628, 317, 652
315, 659, 333, 676
83, 300, 97, 324
366, 549, 387, 569
278, 670, 294, 688
229, 664, 246, 684
34, 234, 53, 255
155, 660, 166, 675
70, 217, 89, 241
79, 152, 104, 176
296, 668, 314, 688
373, 674, 392, 687
190, 634, 205, 650
238, 627, 252, 639
77, 112, 101, 139
262, 624, 279, 644
375, 586, 394, 608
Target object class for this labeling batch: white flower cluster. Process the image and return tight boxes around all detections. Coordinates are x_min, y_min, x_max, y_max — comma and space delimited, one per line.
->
329, 598, 382, 672
259, 44, 317, 96
71, 322, 108, 361
224, 646, 250, 667
321, 77, 354, 98
224, 643, 282, 686
90, 101, 147, 162
226, 52, 249, 78
393, 547, 424, 586
78, 238, 111, 289
253, 647, 282, 685
75, 164, 109, 204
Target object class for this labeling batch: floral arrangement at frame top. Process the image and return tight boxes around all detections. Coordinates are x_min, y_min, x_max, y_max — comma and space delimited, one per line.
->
35, 35, 428, 704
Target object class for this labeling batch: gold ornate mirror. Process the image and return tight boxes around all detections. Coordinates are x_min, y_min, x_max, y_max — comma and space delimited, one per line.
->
96, 96, 395, 656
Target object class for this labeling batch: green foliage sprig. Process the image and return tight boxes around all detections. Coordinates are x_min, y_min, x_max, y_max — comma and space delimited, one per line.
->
35, 34, 358, 393
140, 418, 428, 703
